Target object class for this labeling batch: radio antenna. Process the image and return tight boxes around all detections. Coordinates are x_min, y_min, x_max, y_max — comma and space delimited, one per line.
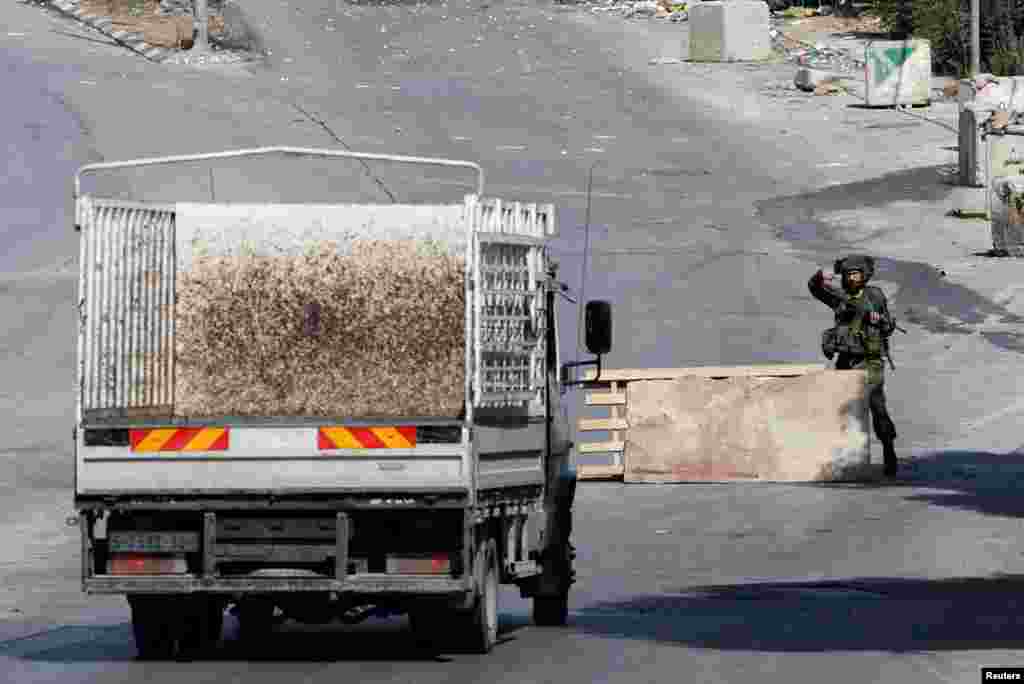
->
576, 160, 602, 367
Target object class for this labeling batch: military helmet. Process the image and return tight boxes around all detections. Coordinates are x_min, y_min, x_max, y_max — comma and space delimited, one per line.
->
833, 254, 875, 282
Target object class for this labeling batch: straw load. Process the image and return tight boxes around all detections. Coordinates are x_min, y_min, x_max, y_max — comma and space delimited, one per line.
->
174, 239, 467, 418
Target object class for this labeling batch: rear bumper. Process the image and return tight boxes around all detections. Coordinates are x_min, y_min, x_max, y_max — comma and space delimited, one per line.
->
84, 573, 470, 596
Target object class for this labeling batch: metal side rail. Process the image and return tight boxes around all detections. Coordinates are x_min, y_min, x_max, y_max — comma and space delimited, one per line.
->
83, 574, 471, 595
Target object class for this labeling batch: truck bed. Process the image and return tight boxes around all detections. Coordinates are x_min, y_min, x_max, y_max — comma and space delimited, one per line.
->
73, 149, 557, 501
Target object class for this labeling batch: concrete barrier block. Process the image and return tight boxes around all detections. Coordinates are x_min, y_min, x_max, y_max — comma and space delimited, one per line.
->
689, 0, 772, 63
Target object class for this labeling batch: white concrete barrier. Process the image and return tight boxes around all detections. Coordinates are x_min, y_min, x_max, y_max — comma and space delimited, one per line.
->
689, 0, 772, 63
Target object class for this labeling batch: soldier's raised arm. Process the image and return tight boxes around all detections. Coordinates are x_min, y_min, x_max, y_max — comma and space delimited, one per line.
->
808, 269, 842, 310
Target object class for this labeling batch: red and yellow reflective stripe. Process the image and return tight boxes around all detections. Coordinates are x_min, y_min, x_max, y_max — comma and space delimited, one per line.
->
130, 428, 230, 453
318, 427, 417, 450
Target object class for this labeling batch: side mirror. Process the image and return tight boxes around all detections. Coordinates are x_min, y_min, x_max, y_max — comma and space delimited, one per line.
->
585, 300, 612, 356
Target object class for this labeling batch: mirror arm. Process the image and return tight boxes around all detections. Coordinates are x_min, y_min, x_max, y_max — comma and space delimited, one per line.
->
561, 355, 603, 387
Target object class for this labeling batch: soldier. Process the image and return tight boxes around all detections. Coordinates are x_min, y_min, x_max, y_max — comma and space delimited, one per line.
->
808, 255, 899, 477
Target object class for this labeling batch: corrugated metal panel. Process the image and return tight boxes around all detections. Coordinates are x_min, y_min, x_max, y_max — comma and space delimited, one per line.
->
470, 198, 554, 413
78, 198, 176, 420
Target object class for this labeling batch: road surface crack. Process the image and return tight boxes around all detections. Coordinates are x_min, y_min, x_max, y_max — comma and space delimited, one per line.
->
290, 103, 397, 203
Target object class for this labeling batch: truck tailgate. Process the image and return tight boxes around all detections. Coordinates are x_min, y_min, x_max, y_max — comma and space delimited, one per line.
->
76, 422, 469, 495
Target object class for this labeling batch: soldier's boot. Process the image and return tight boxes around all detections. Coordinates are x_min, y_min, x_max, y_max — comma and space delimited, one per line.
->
882, 439, 898, 477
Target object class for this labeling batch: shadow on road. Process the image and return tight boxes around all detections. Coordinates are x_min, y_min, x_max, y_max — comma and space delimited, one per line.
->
797, 448, 1024, 518
755, 164, 1024, 344
8, 576, 1024, 660
756, 165, 956, 239
573, 575, 1024, 652
892, 449, 1024, 518
2, 616, 528, 663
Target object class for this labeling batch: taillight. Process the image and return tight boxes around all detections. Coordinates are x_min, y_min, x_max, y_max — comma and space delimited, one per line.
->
385, 553, 452, 575
107, 553, 188, 575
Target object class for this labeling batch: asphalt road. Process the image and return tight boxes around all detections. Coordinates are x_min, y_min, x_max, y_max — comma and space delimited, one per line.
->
2, 0, 1024, 682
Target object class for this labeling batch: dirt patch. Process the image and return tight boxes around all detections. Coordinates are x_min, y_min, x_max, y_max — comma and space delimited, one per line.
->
78, 0, 225, 48
783, 14, 885, 45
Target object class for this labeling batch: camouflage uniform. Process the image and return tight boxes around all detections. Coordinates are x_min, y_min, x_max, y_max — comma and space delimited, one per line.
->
808, 256, 899, 475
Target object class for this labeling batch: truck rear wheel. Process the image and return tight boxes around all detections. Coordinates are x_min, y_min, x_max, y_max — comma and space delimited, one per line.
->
236, 598, 276, 644
179, 597, 224, 658
408, 608, 443, 648
532, 593, 569, 627
460, 539, 499, 654
128, 596, 178, 660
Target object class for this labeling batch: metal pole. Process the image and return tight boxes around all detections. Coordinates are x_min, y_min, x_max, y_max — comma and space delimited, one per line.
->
195, 0, 210, 52
971, 0, 981, 77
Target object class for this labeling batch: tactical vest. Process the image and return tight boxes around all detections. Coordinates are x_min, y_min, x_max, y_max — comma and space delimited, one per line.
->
821, 289, 883, 360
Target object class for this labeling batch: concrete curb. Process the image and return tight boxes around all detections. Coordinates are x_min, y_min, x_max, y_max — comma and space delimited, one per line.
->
44, 0, 176, 63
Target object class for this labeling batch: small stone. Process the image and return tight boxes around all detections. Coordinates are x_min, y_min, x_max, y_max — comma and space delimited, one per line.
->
795, 67, 841, 93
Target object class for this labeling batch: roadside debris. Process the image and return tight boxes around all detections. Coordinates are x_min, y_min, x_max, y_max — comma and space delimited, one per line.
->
794, 67, 844, 93
587, 0, 688, 21
771, 14, 866, 74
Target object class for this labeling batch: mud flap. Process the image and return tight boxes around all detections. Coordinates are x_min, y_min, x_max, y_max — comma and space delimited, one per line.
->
534, 462, 577, 598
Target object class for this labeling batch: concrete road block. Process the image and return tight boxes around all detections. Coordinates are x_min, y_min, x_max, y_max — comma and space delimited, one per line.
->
624, 370, 871, 483
689, 0, 772, 63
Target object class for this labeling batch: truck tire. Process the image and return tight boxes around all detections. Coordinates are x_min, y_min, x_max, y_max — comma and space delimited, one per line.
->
179, 596, 224, 658
407, 608, 442, 648
532, 593, 569, 627
454, 540, 499, 654
236, 598, 276, 645
128, 596, 178, 660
